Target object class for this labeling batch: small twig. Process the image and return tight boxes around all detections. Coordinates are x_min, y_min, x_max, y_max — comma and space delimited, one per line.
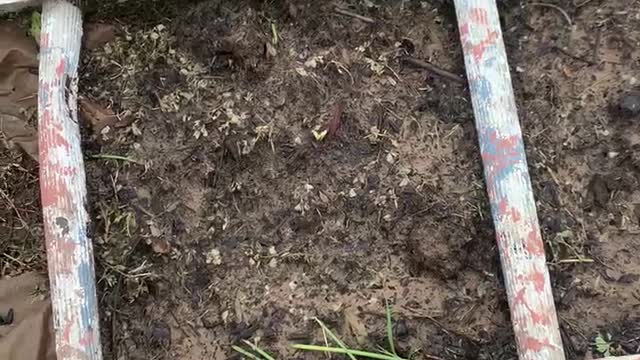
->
529, 2, 572, 27
89, 154, 144, 165
403, 57, 466, 84
592, 27, 602, 64
552, 46, 595, 65
2, 253, 26, 267
553, 258, 594, 264
574, 0, 595, 8
424, 355, 446, 360
0, 188, 27, 228
333, 6, 375, 24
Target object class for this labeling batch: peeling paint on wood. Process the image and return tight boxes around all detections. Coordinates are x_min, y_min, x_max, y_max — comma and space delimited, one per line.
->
38, 1, 103, 359
453, 0, 564, 359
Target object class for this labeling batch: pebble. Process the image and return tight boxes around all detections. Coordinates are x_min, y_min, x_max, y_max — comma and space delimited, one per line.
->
620, 91, 640, 117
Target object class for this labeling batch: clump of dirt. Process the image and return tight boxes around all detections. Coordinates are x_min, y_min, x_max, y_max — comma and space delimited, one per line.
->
2, 0, 640, 359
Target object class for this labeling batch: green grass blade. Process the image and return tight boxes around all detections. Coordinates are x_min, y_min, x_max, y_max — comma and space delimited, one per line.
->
292, 344, 407, 360
242, 340, 276, 360
377, 346, 395, 356
314, 318, 357, 360
385, 299, 397, 356
232, 346, 264, 360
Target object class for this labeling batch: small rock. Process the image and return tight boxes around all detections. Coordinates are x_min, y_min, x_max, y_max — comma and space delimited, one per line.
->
620, 91, 640, 117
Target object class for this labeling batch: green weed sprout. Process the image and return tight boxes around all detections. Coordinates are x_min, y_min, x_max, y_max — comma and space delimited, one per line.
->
233, 301, 409, 360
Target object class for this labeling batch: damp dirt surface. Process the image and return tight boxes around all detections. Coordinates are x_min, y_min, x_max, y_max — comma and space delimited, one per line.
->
2, 0, 640, 359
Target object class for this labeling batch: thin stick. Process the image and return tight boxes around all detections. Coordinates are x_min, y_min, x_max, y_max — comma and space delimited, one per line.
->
403, 57, 466, 84
574, 0, 595, 8
89, 154, 144, 165
2, 252, 26, 267
552, 46, 595, 65
0, 188, 27, 228
554, 258, 594, 264
592, 27, 602, 64
334, 6, 375, 24
529, 2, 572, 27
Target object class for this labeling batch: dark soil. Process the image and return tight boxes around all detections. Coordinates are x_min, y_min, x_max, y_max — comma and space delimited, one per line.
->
2, 0, 640, 359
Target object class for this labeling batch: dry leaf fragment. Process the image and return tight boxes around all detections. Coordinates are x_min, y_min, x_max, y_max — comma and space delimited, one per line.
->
150, 237, 171, 254
79, 97, 132, 134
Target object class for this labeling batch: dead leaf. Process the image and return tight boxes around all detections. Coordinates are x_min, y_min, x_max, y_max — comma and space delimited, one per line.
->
79, 97, 132, 134
148, 237, 171, 254
83, 23, 116, 50
0, 114, 37, 160
343, 308, 368, 345
0, 22, 39, 159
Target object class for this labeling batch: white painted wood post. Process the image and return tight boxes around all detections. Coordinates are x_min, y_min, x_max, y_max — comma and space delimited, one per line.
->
38, 1, 103, 359
452, 0, 564, 359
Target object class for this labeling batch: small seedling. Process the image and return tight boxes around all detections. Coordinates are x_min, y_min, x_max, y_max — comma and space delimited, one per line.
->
292, 301, 408, 360
233, 303, 412, 359
594, 333, 613, 357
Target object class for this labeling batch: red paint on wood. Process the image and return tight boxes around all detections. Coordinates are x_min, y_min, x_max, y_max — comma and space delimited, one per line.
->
521, 336, 556, 353
526, 225, 545, 256
470, 8, 488, 25
56, 59, 66, 76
